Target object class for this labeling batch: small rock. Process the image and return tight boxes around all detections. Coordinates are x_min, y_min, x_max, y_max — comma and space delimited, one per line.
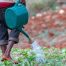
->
36, 13, 42, 17
31, 16, 35, 20
59, 9, 64, 14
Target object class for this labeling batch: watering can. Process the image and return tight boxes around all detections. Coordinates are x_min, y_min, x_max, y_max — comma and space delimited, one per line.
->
5, 0, 31, 41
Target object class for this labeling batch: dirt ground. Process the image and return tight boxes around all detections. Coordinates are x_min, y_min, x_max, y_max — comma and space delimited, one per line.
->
14, 8, 66, 49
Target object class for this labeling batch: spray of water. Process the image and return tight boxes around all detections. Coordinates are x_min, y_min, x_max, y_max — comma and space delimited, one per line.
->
31, 41, 46, 63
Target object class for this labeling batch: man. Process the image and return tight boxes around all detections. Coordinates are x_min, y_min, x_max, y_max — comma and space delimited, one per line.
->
0, 0, 31, 63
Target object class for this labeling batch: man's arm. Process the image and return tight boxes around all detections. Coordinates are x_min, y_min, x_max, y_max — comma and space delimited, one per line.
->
20, 0, 26, 6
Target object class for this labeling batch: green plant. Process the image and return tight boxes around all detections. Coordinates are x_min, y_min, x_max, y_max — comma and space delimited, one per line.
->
0, 47, 66, 66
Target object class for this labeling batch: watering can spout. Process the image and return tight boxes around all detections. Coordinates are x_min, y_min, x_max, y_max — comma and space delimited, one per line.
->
19, 28, 31, 42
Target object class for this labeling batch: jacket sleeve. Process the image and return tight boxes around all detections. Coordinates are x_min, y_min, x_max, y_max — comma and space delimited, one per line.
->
20, 0, 26, 6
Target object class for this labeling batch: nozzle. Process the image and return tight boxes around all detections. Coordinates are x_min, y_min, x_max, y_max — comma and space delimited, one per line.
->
18, 28, 31, 42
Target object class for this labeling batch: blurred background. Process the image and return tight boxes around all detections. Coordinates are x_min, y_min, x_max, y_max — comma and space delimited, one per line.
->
26, 0, 66, 16
14, 0, 66, 49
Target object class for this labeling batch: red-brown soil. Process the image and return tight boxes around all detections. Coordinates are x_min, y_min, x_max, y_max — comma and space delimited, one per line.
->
14, 8, 66, 49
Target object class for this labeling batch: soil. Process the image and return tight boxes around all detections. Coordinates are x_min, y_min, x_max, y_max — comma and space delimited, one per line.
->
14, 8, 66, 49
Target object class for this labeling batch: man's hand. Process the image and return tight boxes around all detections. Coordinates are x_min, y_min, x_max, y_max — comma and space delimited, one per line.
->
20, 0, 26, 6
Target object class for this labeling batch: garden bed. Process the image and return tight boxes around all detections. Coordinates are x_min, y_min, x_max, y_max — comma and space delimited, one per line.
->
0, 47, 66, 66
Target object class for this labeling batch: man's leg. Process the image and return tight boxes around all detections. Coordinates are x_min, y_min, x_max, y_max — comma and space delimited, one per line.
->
1, 45, 7, 55
1, 45, 8, 61
3, 41, 15, 58
0, 25, 8, 61
0, 22, 8, 57
2, 41, 19, 64
2, 29, 20, 60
